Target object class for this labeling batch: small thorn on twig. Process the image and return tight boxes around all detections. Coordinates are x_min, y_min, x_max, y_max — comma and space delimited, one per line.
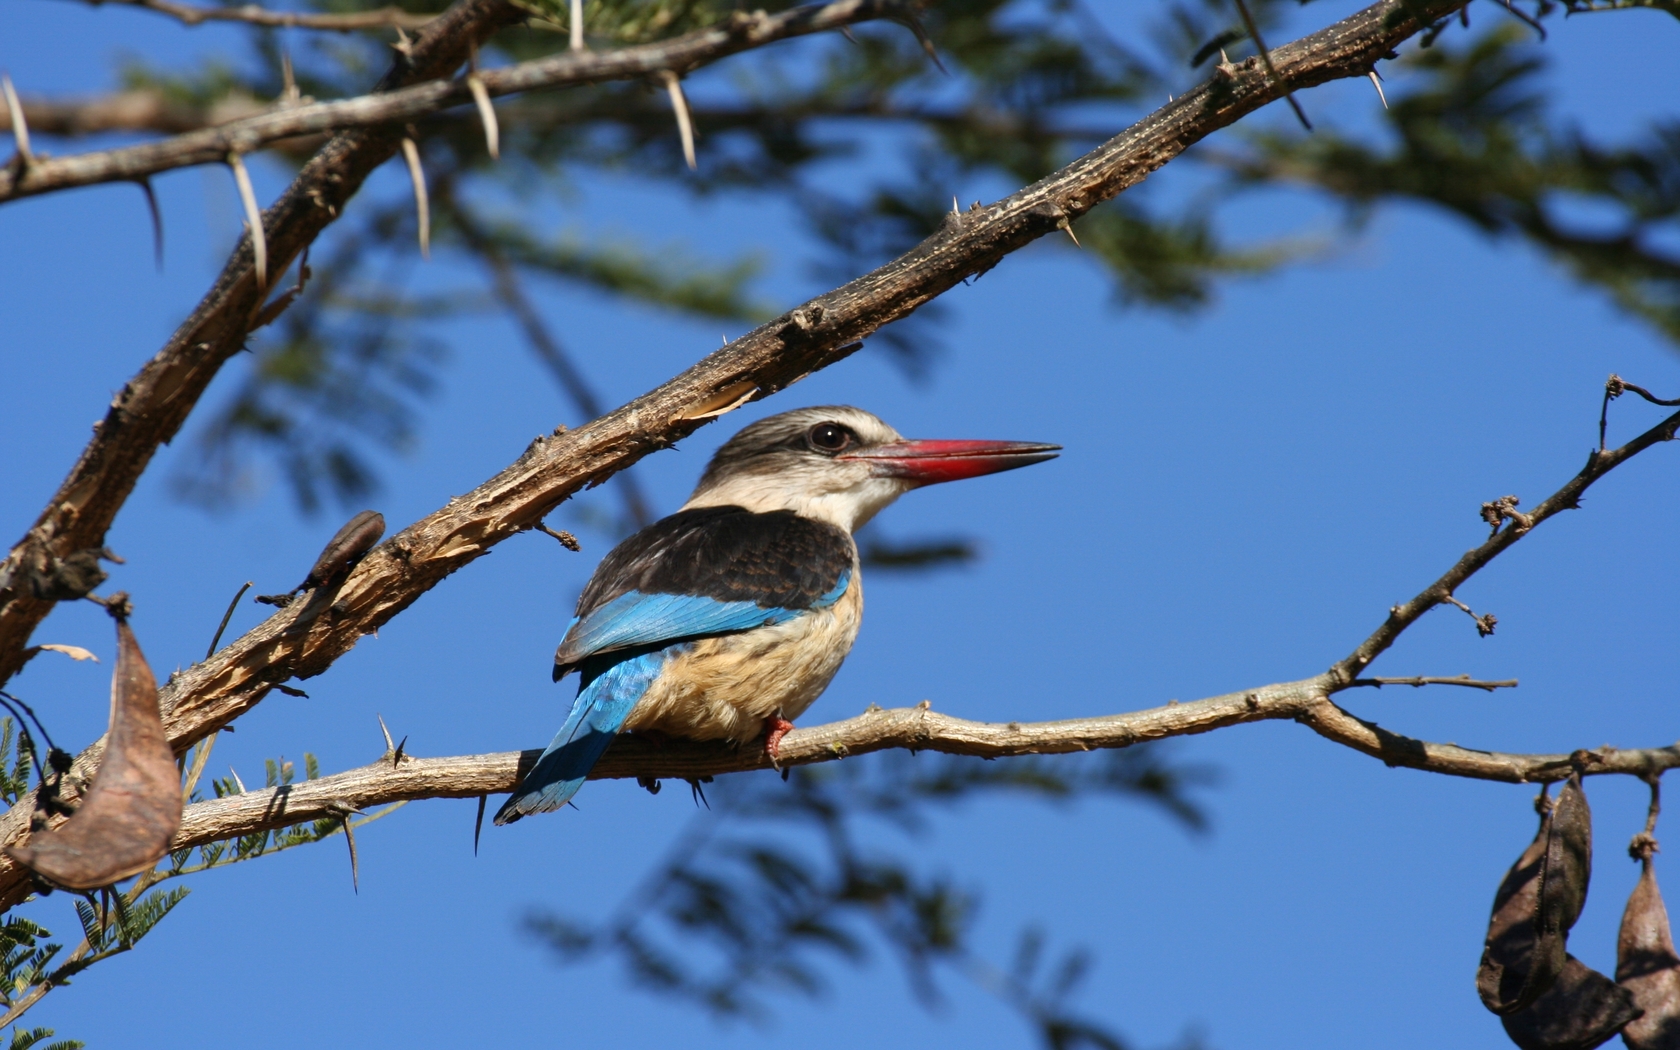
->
279, 50, 300, 105
534, 522, 581, 551
136, 178, 164, 270
660, 71, 696, 171
569, 0, 584, 51
467, 44, 499, 160
227, 152, 266, 290
839, 24, 858, 44
473, 794, 486, 855
1058, 216, 1080, 247
377, 713, 395, 754
895, 11, 946, 74
400, 134, 430, 258
340, 810, 360, 892
2, 73, 34, 170
1367, 69, 1388, 109
391, 736, 407, 766
206, 581, 252, 660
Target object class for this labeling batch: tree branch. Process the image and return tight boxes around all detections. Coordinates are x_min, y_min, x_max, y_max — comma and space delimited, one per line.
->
63, 0, 437, 31
0, 0, 1472, 910
0, 0, 926, 204
166, 683, 1680, 856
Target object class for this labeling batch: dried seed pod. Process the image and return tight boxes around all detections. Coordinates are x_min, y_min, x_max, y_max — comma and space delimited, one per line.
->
1501, 956, 1640, 1050
1544, 776, 1594, 942
1482, 803, 1570, 1014
1617, 851, 1680, 1049
300, 510, 384, 591
3, 617, 181, 889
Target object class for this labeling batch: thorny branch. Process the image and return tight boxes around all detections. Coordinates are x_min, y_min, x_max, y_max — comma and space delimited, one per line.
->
0, 0, 1494, 911
0, 0, 926, 204
63, 0, 436, 30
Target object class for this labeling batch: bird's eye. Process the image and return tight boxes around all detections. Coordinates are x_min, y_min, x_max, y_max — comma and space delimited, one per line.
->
807, 423, 852, 453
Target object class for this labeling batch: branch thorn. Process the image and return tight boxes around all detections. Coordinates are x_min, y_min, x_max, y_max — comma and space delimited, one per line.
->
467, 43, 499, 161
227, 152, 266, 290
400, 133, 429, 258
2, 73, 33, 171
135, 177, 164, 271
1367, 69, 1389, 109
660, 70, 696, 171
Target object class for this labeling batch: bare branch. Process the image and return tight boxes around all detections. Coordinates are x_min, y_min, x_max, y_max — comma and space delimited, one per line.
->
1331, 403, 1680, 687
0, 0, 929, 204
164, 685, 1680, 856
1348, 675, 1519, 691
0, 0, 1475, 910
62, 0, 436, 31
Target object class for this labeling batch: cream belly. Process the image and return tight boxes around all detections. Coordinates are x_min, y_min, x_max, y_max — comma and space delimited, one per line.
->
622, 574, 863, 744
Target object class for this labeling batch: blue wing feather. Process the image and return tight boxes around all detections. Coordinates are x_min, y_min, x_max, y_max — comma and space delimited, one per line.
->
553, 570, 851, 676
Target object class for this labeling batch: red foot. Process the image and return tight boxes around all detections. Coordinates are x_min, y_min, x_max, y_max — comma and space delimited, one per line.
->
764, 714, 796, 766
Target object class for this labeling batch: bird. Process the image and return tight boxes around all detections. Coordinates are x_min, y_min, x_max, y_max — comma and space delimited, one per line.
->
494, 405, 1058, 824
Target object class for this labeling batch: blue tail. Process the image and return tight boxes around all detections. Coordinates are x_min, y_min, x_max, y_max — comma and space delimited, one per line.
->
494, 649, 669, 824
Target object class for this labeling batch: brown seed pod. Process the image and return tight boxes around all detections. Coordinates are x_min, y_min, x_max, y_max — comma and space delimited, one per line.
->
1544, 776, 1595, 941
300, 510, 385, 591
1501, 956, 1640, 1050
2, 617, 182, 889
1483, 803, 1569, 1013
1617, 850, 1680, 1049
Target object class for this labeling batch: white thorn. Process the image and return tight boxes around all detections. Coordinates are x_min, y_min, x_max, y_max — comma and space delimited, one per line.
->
569, 0, 584, 51
2, 74, 32, 165
1059, 217, 1080, 248
467, 75, 499, 160
661, 71, 696, 171
228, 152, 266, 290
1368, 69, 1389, 110
400, 136, 430, 258
377, 713, 395, 753
279, 50, 299, 105
229, 766, 248, 794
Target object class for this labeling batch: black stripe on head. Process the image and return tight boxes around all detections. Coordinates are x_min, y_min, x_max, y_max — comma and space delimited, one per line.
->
574, 505, 855, 621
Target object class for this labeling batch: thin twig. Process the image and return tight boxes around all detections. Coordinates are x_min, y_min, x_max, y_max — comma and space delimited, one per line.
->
66, 0, 436, 31
205, 581, 252, 660
1349, 675, 1518, 691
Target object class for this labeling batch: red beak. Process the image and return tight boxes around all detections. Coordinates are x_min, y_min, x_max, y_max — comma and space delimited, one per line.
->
840, 438, 1060, 485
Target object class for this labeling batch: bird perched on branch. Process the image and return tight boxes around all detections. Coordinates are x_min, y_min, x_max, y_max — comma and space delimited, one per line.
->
495, 405, 1058, 823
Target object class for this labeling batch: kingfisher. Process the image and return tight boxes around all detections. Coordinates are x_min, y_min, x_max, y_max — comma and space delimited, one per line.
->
495, 405, 1058, 823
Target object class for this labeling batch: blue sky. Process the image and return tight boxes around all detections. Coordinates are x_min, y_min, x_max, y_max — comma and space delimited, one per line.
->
3, 1, 1680, 1047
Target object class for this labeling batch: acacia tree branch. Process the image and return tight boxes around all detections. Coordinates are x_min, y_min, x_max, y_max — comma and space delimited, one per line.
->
0, 0, 926, 204
0, 0, 525, 692
0, 0, 1473, 911
63, 0, 437, 30
166, 682, 1680, 855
